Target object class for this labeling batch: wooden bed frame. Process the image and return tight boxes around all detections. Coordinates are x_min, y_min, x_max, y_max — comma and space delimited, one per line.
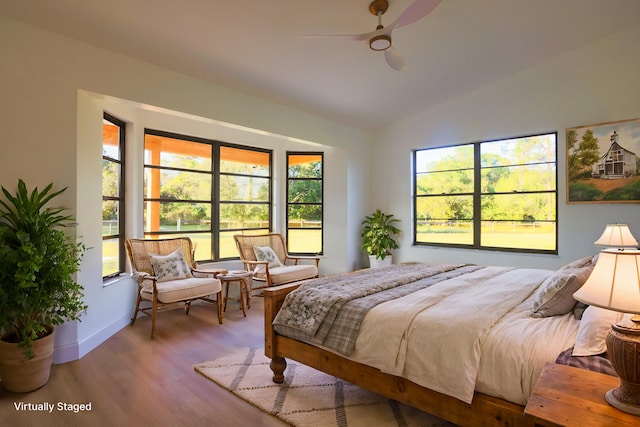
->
263, 282, 529, 427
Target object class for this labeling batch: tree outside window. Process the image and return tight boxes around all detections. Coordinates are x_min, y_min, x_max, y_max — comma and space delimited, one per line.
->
143, 130, 272, 261
287, 152, 323, 254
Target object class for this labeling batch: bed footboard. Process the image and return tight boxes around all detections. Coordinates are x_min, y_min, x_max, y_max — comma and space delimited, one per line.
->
262, 282, 527, 427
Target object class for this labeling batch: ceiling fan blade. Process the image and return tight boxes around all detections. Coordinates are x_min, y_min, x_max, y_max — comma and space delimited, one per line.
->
299, 33, 369, 42
391, 0, 442, 30
384, 47, 407, 71
300, 25, 389, 42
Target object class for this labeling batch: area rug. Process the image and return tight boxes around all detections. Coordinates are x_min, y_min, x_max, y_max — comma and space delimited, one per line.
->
194, 348, 456, 427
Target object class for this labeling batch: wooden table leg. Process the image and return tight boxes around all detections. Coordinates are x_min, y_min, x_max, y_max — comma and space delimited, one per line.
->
223, 281, 229, 312
222, 278, 247, 317
239, 280, 247, 317
244, 276, 252, 309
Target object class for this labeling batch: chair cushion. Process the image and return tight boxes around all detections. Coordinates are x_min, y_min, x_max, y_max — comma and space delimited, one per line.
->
141, 277, 221, 303
149, 247, 193, 282
268, 264, 318, 285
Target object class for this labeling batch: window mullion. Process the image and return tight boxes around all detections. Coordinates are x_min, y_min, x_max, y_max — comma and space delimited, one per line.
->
473, 143, 482, 248
212, 143, 220, 262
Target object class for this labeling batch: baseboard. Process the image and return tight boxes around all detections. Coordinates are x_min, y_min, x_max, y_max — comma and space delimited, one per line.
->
53, 313, 131, 364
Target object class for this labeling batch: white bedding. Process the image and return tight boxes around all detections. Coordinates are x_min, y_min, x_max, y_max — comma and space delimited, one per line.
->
475, 288, 578, 405
351, 266, 579, 405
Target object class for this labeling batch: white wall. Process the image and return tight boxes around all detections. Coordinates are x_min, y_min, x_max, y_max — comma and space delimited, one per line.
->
0, 17, 371, 362
373, 23, 640, 270
2, 14, 639, 363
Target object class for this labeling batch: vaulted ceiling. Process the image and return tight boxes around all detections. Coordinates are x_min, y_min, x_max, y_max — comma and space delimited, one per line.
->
2, 0, 639, 131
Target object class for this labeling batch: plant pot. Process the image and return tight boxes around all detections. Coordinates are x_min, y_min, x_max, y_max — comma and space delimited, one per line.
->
0, 327, 55, 393
368, 255, 392, 268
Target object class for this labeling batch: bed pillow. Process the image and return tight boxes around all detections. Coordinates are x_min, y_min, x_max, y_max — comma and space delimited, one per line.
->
572, 306, 624, 356
253, 246, 283, 268
530, 266, 592, 318
573, 302, 588, 320
558, 255, 597, 271
149, 247, 193, 282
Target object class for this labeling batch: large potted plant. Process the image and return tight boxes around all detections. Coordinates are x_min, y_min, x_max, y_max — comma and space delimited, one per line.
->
0, 179, 87, 392
360, 209, 401, 268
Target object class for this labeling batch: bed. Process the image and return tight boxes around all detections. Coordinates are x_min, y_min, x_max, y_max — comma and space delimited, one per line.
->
263, 258, 604, 427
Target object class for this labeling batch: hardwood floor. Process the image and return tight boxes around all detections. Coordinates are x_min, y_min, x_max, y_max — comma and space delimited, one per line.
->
0, 296, 288, 427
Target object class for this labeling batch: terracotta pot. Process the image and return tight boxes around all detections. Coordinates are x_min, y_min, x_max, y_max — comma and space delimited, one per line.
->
0, 327, 55, 393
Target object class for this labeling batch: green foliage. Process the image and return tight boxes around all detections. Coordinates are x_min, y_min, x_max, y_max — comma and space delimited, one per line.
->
568, 129, 600, 179
360, 210, 401, 260
568, 182, 602, 201
603, 180, 640, 200
288, 160, 322, 222
416, 136, 556, 225
0, 179, 87, 358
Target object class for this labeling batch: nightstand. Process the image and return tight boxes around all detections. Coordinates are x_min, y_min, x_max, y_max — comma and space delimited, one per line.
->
525, 362, 640, 426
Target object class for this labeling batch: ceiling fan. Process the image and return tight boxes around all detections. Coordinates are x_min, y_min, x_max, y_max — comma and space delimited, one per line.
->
308, 0, 442, 71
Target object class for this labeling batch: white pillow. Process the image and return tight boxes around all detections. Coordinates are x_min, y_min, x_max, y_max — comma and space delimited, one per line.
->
572, 306, 623, 356
149, 247, 193, 282
253, 246, 283, 268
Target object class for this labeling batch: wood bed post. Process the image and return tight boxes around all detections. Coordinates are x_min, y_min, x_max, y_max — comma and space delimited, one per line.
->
263, 282, 304, 383
269, 357, 286, 384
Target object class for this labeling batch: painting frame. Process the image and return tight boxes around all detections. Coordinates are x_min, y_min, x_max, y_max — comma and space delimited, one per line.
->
566, 117, 640, 204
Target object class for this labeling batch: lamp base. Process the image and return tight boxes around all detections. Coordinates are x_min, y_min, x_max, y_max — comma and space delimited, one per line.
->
606, 319, 640, 415
606, 389, 640, 416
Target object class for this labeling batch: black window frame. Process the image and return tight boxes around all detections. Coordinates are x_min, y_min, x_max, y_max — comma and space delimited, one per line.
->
286, 151, 324, 255
102, 112, 126, 280
143, 128, 272, 262
413, 131, 558, 255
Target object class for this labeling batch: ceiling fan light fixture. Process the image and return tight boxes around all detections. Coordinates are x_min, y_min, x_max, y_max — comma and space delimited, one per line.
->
369, 34, 391, 51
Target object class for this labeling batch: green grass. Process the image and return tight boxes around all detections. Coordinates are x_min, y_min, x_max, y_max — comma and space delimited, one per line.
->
417, 228, 556, 250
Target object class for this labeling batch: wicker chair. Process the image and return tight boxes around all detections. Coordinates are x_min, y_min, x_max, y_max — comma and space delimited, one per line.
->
233, 233, 320, 289
125, 237, 223, 338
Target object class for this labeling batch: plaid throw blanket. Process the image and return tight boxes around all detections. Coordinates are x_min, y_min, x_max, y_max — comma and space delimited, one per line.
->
555, 347, 617, 377
273, 263, 479, 356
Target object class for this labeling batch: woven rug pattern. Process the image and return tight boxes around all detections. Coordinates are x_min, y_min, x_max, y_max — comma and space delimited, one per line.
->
194, 348, 455, 427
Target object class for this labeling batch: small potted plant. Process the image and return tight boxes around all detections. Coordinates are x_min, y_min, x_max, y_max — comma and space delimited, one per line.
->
360, 209, 401, 268
0, 179, 87, 392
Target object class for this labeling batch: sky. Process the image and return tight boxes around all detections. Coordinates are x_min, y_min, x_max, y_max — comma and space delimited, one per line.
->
569, 117, 640, 157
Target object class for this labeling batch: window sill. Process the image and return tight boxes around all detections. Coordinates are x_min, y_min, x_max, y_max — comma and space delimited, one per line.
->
103, 273, 129, 287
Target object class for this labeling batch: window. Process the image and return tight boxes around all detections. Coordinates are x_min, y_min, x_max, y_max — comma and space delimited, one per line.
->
286, 152, 323, 254
414, 132, 557, 253
219, 145, 272, 257
143, 129, 271, 262
102, 113, 126, 278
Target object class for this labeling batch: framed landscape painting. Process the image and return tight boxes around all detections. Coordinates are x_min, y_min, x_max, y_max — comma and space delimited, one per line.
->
566, 117, 640, 203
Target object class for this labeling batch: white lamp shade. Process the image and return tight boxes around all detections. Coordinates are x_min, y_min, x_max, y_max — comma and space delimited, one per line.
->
595, 224, 638, 247
573, 248, 640, 314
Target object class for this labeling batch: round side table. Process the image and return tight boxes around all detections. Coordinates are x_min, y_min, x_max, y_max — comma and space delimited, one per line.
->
192, 266, 228, 278
218, 271, 253, 317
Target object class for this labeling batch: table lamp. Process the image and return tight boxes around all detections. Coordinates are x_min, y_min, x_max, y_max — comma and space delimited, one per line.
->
573, 246, 640, 415
594, 223, 639, 247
